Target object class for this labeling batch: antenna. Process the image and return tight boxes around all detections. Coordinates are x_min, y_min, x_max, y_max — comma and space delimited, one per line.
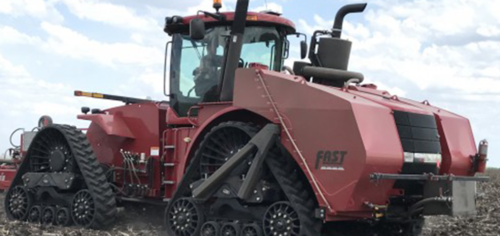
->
264, 0, 268, 10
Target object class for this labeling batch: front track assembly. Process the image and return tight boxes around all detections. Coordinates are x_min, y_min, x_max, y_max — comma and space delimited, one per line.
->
165, 122, 321, 236
4, 125, 116, 229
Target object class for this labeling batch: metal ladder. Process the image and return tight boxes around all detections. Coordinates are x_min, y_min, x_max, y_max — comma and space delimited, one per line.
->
162, 129, 179, 201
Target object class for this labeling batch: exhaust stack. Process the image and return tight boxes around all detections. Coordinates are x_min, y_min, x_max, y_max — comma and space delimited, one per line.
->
304, 3, 367, 87
332, 3, 367, 38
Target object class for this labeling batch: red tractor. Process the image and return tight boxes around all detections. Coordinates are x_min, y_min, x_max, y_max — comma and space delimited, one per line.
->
3, 1, 490, 235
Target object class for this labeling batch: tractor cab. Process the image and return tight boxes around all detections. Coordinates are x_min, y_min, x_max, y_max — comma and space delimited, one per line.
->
164, 4, 297, 116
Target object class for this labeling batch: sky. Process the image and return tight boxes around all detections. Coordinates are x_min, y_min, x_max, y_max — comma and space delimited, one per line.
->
0, 0, 499, 167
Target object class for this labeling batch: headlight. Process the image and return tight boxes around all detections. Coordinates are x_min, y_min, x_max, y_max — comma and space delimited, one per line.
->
404, 152, 442, 164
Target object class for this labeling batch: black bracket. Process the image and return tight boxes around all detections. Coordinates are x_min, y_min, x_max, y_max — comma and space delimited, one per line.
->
22, 172, 76, 190
237, 125, 279, 201
192, 124, 280, 202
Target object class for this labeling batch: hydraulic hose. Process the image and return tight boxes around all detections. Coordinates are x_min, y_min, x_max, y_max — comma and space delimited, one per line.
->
9, 128, 24, 148
409, 197, 451, 216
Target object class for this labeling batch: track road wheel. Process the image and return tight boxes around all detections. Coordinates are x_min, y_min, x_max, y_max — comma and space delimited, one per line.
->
72, 190, 96, 227
42, 206, 56, 225
56, 207, 72, 226
264, 202, 300, 236
5, 186, 33, 221
201, 222, 220, 236
166, 197, 205, 236
28, 205, 42, 223
241, 224, 263, 236
221, 223, 241, 236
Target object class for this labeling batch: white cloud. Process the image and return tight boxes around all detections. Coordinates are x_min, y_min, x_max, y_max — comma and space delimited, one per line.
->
0, 52, 75, 153
136, 69, 165, 95
40, 22, 163, 67
0, 52, 125, 156
130, 33, 144, 44
0, 0, 63, 22
298, 0, 500, 95
371, 82, 407, 97
252, 2, 283, 14
185, 0, 236, 15
477, 25, 500, 37
58, 0, 160, 32
0, 26, 42, 45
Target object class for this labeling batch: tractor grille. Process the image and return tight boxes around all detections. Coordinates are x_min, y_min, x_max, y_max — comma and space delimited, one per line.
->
393, 110, 441, 174
393, 110, 441, 154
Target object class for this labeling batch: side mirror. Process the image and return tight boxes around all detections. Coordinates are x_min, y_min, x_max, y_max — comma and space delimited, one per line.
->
300, 40, 308, 59
190, 19, 206, 40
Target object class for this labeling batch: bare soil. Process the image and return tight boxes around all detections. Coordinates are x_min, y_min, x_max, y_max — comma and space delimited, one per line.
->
421, 169, 500, 236
0, 169, 498, 236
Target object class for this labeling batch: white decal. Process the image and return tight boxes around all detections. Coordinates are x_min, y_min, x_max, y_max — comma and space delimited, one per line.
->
150, 147, 160, 156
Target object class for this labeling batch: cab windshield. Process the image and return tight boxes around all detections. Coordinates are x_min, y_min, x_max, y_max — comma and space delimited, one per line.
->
170, 26, 284, 116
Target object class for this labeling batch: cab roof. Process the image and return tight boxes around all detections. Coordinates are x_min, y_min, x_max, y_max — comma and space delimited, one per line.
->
165, 11, 296, 35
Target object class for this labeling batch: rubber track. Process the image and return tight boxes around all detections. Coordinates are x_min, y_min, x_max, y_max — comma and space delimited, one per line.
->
5, 125, 117, 229
57, 125, 117, 229
265, 148, 322, 236
210, 122, 321, 235
165, 121, 260, 234
168, 122, 321, 235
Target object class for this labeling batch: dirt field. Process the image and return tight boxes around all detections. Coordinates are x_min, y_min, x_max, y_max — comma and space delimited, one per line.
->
0, 169, 498, 236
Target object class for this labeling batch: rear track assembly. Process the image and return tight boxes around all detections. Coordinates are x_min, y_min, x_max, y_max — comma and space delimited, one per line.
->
4, 125, 116, 229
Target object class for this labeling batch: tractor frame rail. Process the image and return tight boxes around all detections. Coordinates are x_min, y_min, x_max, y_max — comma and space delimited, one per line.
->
370, 173, 490, 182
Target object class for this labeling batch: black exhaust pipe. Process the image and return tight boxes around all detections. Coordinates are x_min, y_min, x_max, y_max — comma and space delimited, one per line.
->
332, 3, 367, 38
219, 0, 249, 101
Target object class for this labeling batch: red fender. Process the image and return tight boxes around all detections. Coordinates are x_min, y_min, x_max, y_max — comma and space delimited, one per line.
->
78, 114, 135, 139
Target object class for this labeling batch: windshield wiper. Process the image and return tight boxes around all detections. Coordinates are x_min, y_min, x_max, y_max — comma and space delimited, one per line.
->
198, 11, 226, 21
190, 41, 202, 60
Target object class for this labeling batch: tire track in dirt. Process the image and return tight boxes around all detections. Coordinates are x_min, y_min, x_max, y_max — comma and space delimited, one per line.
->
0, 169, 498, 236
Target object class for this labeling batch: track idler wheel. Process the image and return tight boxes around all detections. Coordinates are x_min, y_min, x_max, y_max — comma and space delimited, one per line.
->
55, 207, 72, 226
72, 189, 96, 227
28, 205, 42, 223
241, 224, 263, 236
166, 197, 205, 236
201, 221, 220, 236
221, 223, 241, 236
42, 206, 56, 225
263, 202, 300, 236
5, 186, 33, 221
